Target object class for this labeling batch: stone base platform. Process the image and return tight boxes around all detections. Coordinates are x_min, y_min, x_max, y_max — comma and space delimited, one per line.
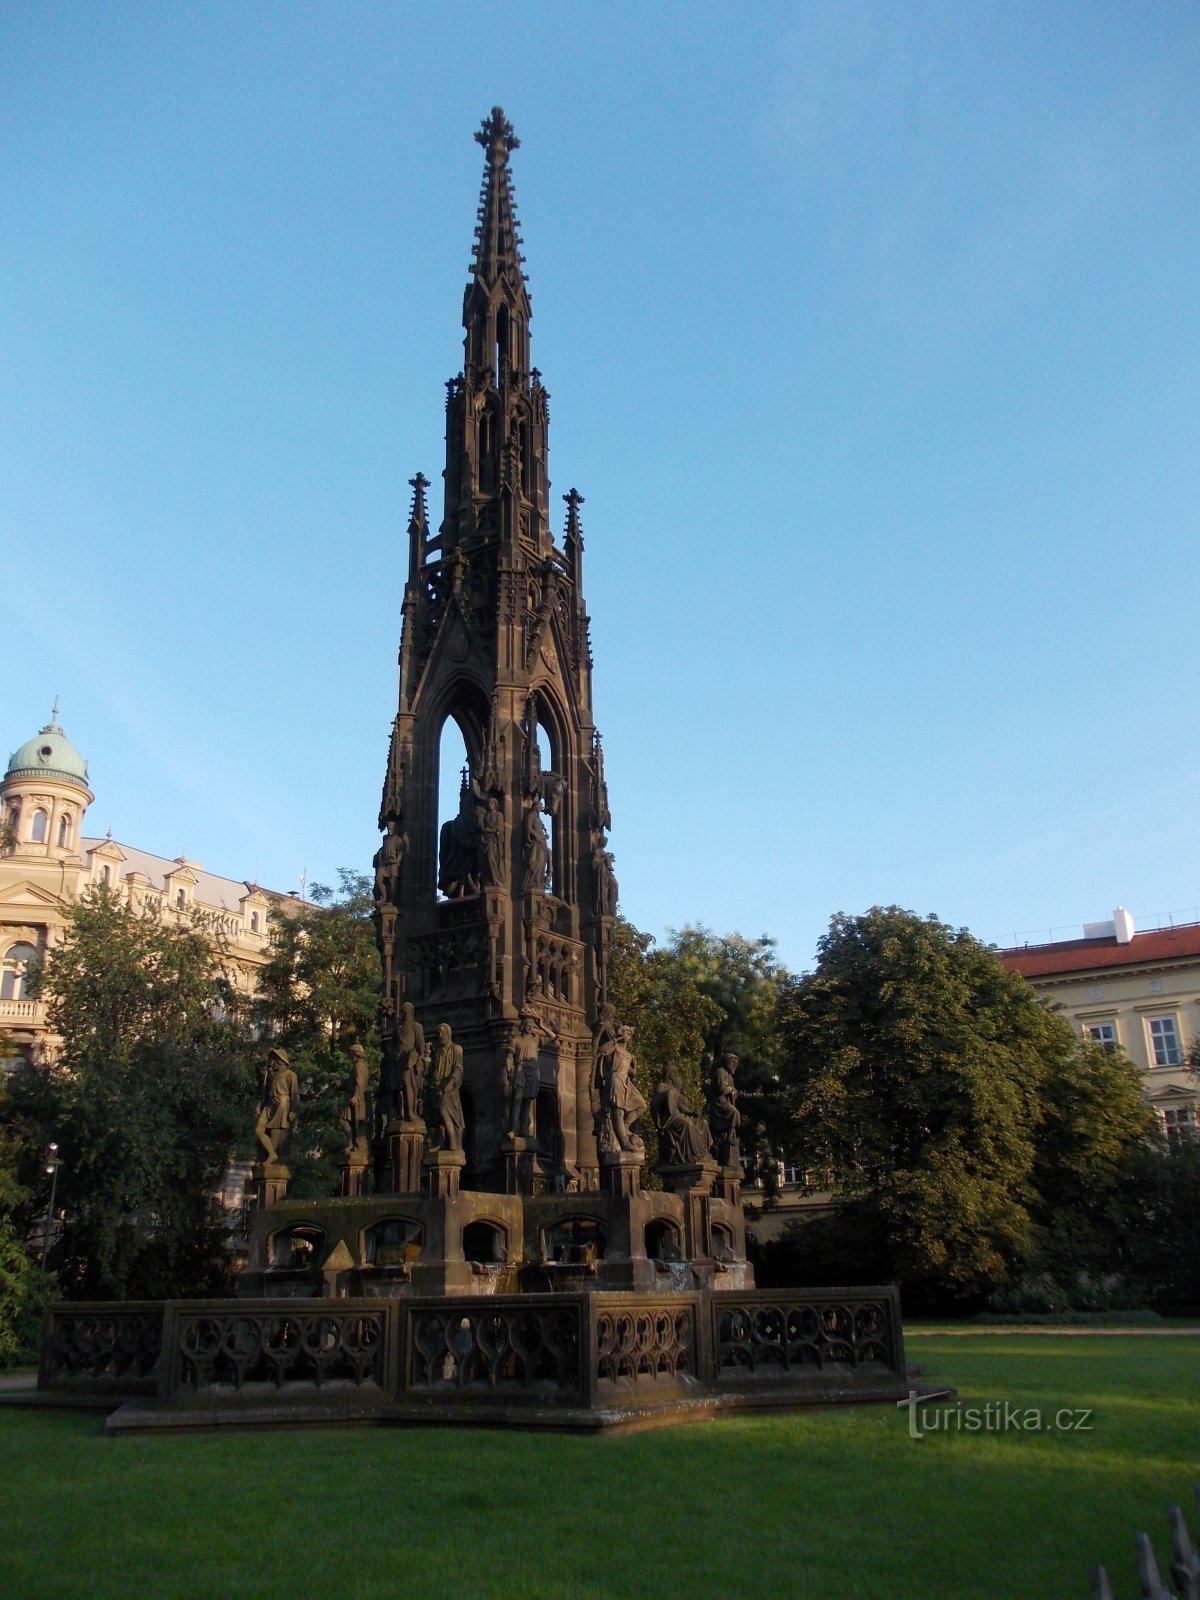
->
36, 1286, 913, 1435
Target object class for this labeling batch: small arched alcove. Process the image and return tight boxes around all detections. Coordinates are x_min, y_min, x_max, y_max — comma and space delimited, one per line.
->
362, 1217, 423, 1268
462, 1219, 508, 1265
268, 1224, 326, 1272
645, 1219, 683, 1264
543, 1216, 607, 1265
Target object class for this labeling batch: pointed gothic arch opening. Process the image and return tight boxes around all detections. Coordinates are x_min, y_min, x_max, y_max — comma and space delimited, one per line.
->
437, 716, 475, 900
495, 303, 509, 386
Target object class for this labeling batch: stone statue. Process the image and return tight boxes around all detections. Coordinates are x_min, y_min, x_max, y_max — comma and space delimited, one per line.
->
709, 1052, 742, 1169
591, 832, 618, 918
373, 821, 407, 906
254, 1047, 300, 1165
504, 1008, 557, 1139
396, 1001, 427, 1125
652, 1064, 713, 1167
438, 787, 480, 898
596, 1024, 646, 1155
338, 1042, 371, 1154
520, 795, 551, 894
590, 1003, 618, 1134
429, 1022, 465, 1152
478, 794, 506, 887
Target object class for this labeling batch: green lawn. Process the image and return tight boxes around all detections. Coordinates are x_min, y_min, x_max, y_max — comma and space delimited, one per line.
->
1, 1336, 1196, 1599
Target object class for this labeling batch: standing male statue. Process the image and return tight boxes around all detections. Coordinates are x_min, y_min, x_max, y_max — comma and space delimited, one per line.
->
255, 1047, 300, 1165
395, 1001, 427, 1125
504, 1008, 558, 1139
339, 1042, 371, 1154
596, 1024, 647, 1155
429, 1022, 465, 1152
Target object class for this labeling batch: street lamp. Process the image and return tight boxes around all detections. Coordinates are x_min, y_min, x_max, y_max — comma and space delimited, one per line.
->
41, 1143, 60, 1274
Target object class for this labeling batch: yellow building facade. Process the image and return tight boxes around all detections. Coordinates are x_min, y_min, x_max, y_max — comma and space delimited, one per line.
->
999, 908, 1200, 1145
0, 707, 293, 1073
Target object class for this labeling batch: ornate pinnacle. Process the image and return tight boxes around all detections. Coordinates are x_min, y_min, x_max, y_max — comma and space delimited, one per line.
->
408, 472, 430, 529
563, 488, 585, 546
475, 106, 520, 162
470, 106, 526, 287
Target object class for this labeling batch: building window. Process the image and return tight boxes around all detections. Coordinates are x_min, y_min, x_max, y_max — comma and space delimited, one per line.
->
1148, 1016, 1183, 1068
1, 942, 38, 1001
57, 813, 71, 848
100, 864, 111, 886
1163, 1106, 1196, 1148
31, 809, 48, 844
175, 888, 186, 909
1084, 1022, 1118, 1053
250, 911, 260, 934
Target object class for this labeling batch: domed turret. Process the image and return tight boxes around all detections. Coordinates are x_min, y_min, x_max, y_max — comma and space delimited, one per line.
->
1, 701, 93, 859
6, 708, 90, 788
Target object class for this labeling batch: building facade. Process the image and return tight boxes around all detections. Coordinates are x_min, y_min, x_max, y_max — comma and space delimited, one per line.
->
999, 907, 1200, 1145
0, 706, 292, 1072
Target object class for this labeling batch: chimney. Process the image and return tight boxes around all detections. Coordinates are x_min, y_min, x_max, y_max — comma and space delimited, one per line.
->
1113, 906, 1135, 945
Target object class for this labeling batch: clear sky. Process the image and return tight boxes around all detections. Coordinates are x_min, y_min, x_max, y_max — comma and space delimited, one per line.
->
3, 2, 1198, 972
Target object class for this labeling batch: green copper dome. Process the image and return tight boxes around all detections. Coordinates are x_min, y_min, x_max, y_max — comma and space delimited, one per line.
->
6, 705, 90, 788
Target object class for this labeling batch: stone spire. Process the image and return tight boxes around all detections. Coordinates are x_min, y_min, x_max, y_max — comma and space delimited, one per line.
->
470, 107, 526, 293
463, 107, 532, 382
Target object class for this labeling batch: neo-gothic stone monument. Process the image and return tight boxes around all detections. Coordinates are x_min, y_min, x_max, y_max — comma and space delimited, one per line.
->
238, 106, 752, 1297
43, 111, 910, 1429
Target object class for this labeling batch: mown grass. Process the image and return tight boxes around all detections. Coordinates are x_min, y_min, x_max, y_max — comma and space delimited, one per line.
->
1, 1335, 1196, 1599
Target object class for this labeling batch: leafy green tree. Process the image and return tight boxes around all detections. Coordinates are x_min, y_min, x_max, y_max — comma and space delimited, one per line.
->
606, 916, 723, 1178
251, 870, 380, 1197
1027, 1038, 1155, 1281
12, 884, 253, 1299
665, 926, 794, 1179
0, 1097, 42, 1361
775, 907, 1082, 1300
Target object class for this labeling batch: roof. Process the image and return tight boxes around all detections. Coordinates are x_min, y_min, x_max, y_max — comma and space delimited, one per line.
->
6, 711, 90, 789
81, 838, 293, 915
1000, 923, 1200, 978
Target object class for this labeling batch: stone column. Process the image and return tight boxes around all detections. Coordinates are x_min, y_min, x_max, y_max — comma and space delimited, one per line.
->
252, 1161, 290, 1209
423, 1146, 466, 1200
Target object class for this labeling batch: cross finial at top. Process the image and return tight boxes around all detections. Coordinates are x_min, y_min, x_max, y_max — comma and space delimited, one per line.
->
475, 106, 519, 162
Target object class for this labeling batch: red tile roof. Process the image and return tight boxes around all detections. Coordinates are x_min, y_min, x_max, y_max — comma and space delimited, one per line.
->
1000, 924, 1200, 978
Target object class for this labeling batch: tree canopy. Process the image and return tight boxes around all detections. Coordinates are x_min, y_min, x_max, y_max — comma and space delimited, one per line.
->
250, 870, 380, 1197
11, 884, 253, 1299
774, 906, 1130, 1298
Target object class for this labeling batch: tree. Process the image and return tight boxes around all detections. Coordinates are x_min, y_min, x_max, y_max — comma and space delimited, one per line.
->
251, 870, 380, 1197
665, 926, 794, 1178
11, 884, 253, 1299
606, 917, 723, 1177
775, 907, 1085, 1301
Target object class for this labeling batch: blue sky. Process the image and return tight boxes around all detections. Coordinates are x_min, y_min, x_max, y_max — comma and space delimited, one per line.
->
3, 2, 1198, 971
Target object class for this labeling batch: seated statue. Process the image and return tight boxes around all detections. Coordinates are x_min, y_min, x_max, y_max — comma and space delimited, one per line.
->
709, 1052, 742, 1169
652, 1064, 713, 1167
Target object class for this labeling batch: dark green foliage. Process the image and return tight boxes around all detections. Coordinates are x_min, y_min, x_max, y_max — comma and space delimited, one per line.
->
251, 870, 380, 1197
1124, 1137, 1200, 1310
774, 906, 1141, 1302
8, 885, 253, 1300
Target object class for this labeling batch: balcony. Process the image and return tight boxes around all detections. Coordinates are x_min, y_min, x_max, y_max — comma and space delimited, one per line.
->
0, 997, 46, 1029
